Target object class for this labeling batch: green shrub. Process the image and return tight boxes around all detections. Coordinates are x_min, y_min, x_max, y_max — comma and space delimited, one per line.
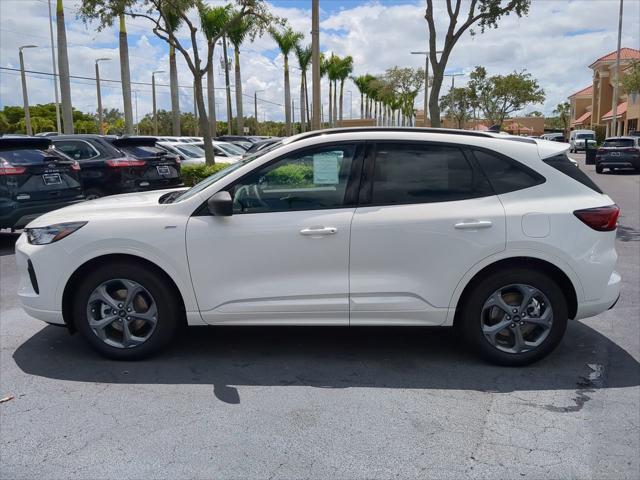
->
181, 163, 231, 186
265, 163, 314, 187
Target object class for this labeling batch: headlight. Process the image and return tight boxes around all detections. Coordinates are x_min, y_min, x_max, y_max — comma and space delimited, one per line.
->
25, 222, 87, 245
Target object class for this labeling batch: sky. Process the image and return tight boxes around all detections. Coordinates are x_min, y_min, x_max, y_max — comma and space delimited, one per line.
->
0, 0, 639, 123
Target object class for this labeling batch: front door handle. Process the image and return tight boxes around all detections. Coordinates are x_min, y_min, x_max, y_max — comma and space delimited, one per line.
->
454, 220, 493, 230
300, 226, 338, 236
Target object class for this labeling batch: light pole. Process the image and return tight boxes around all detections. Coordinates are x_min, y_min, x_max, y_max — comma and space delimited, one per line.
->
95, 58, 110, 134
611, 0, 624, 136
19, 45, 38, 135
152, 70, 165, 136
411, 50, 442, 126
47, 0, 61, 133
254, 90, 264, 135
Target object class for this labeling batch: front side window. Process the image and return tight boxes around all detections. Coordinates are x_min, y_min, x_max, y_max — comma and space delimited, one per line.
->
230, 144, 357, 213
54, 140, 98, 160
369, 143, 491, 205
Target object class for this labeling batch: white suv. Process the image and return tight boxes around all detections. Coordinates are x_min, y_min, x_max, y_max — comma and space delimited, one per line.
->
16, 128, 621, 365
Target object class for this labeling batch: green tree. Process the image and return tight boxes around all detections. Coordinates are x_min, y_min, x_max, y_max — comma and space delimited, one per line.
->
228, 13, 254, 135
424, 0, 531, 127
336, 56, 353, 123
553, 102, 571, 136
295, 44, 312, 131
622, 60, 640, 94
440, 87, 472, 128
470, 66, 545, 127
270, 26, 303, 135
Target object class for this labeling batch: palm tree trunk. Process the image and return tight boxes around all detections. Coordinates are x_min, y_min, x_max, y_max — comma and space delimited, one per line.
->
56, 0, 73, 133
338, 79, 344, 124
119, 14, 134, 134
300, 74, 306, 133
360, 92, 364, 119
207, 58, 216, 137
222, 36, 232, 135
169, 45, 180, 136
194, 72, 215, 165
284, 55, 291, 136
234, 47, 244, 134
328, 80, 332, 128
304, 72, 311, 128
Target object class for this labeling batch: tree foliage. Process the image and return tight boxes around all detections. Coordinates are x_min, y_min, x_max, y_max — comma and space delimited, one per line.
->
440, 87, 473, 128
622, 61, 640, 94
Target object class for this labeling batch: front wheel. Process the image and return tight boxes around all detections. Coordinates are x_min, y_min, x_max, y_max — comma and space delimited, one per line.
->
459, 269, 568, 366
72, 262, 181, 360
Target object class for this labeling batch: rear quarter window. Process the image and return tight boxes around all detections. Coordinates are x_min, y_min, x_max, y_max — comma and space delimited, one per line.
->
471, 149, 545, 194
543, 154, 603, 193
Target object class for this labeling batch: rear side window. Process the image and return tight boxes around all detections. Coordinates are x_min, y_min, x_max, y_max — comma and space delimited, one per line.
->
473, 150, 544, 194
543, 154, 603, 193
0, 149, 48, 164
603, 139, 635, 148
54, 140, 98, 160
370, 143, 492, 205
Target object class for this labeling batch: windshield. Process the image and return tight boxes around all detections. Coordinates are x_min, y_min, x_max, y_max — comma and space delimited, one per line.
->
216, 143, 245, 156
171, 140, 284, 203
576, 133, 595, 140
175, 144, 205, 158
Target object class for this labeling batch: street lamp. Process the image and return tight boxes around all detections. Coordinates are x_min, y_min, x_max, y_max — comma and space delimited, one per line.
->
410, 50, 442, 127
95, 58, 111, 135
152, 70, 165, 136
254, 90, 265, 135
19, 45, 38, 136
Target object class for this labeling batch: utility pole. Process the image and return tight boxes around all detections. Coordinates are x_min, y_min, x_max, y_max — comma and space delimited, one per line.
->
95, 58, 110, 135
444, 73, 464, 90
611, 0, 624, 136
254, 90, 264, 135
411, 50, 442, 126
152, 70, 165, 136
47, 0, 61, 133
311, 0, 320, 130
19, 45, 37, 136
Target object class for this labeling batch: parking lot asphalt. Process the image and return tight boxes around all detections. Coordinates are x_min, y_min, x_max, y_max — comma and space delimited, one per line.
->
1, 153, 638, 480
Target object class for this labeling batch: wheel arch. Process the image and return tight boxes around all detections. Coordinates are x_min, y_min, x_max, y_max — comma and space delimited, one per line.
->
62, 253, 187, 333
451, 256, 579, 326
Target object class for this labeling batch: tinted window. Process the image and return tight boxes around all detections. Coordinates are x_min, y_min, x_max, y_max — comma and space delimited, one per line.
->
54, 140, 97, 160
473, 150, 544, 194
0, 149, 49, 164
370, 143, 491, 205
120, 145, 166, 158
603, 139, 635, 148
230, 144, 357, 213
543, 154, 603, 193
576, 133, 595, 140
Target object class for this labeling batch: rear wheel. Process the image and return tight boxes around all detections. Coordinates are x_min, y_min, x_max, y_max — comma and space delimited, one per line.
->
459, 269, 568, 366
72, 262, 181, 359
596, 164, 603, 174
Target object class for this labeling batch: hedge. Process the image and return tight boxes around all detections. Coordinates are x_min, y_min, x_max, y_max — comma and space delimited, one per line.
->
180, 163, 231, 186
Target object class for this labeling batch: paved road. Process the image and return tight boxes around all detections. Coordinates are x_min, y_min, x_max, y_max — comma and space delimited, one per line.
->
1, 154, 638, 479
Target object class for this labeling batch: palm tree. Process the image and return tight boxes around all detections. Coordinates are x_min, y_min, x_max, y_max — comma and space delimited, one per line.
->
228, 15, 253, 135
200, 5, 231, 138
336, 56, 353, 123
118, 13, 134, 134
164, 10, 182, 136
553, 102, 571, 137
270, 26, 303, 136
295, 44, 312, 132
56, 0, 73, 133
352, 75, 369, 119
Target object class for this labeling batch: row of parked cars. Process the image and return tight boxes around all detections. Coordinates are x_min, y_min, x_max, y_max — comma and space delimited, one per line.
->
0, 133, 278, 230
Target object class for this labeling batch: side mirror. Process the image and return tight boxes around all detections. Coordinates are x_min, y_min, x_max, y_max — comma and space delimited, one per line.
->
207, 191, 233, 216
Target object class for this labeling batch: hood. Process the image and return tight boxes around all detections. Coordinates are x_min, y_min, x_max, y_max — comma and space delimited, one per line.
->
26, 189, 181, 227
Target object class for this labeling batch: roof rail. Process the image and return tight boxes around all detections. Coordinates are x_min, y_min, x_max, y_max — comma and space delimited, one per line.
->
283, 126, 494, 144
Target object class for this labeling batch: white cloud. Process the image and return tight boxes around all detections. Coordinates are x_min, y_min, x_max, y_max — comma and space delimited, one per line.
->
1, 0, 639, 123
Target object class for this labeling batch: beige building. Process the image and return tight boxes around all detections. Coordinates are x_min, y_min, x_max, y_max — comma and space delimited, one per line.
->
569, 47, 640, 136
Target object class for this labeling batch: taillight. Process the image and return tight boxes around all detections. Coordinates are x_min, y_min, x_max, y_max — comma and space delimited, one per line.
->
573, 205, 620, 231
0, 159, 26, 175
106, 158, 146, 167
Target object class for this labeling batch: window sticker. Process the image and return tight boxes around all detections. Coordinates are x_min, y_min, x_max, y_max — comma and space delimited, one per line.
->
313, 151, 341, 185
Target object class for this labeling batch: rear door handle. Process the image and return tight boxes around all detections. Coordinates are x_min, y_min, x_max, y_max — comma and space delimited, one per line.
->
454, 220, 493, 230
300, 226, 338, 236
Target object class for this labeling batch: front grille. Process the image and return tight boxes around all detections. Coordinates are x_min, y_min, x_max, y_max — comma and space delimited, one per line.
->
27, 259, 39, 294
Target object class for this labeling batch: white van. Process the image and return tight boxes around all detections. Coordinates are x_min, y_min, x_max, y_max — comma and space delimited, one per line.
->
569, 129, 596, 152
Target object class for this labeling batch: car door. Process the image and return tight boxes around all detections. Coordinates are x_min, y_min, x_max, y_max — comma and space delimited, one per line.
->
349, 141, 506, 326
186, 142, 363, 325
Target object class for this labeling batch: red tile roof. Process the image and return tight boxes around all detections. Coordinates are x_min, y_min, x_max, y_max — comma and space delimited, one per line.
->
571, 111, 592, 126
601, 102, 628, 121
589, 48, 640, 68
569, 85, 593, 98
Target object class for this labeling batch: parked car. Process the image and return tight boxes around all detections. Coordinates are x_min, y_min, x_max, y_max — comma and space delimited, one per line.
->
227, 140, 252, 151
595, 136, 640, 173
569, 129, 597, 152
215, 135, 262, 144
17, 128, 619, 366
1, 137, 84, 230
191, 141, 244, 163
242, 138, 282, 157
157, 141, 206, 165
540, 133, 566, 143
51, 135, 182, 199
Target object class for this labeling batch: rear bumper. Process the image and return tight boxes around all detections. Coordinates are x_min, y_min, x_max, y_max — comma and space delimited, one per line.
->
0, 196, 85, 229
574, 271, 621, 320
596, 160, 639, 169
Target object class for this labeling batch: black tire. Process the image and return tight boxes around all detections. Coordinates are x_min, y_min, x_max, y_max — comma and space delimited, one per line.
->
72, 261, 181, 360
596, 164, 603, 174
459, 268, 568, 366
84, 188, 105, 200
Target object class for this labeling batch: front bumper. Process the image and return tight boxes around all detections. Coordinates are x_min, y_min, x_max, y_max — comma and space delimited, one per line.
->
574, 270, 621, 320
